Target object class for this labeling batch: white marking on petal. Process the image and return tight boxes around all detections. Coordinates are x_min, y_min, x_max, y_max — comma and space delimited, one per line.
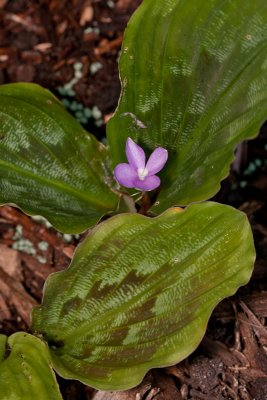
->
137, 167, 148, 181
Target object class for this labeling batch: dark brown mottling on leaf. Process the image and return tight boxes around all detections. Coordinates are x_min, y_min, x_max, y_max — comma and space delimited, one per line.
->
121, 270, 149, 288
89, 280, 117, 300
60, 296, 83, 318
107, 326, 130, 346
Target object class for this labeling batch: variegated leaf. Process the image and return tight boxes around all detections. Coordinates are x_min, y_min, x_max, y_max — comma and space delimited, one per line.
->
107, 0, 267, 211
32, 202, 254, 390
0, 83, 118, 233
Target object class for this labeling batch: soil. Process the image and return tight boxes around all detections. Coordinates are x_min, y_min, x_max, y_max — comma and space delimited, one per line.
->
0, 1, 267, 399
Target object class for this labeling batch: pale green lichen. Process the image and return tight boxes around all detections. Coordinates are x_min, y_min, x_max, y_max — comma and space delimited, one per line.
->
38, 241, 49, 251
90, 62, 103, 75
57, 59, 105, 127
31, 216, 53, 229
58, 62, 83, 98
12, 239, 36, 256
13, 224, 23, 240
36, 255, 47, 264
84, 26, 100, 35
62, 234, 73, 243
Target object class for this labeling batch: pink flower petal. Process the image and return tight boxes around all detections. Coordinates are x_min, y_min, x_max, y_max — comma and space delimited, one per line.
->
126, 137, 146, 170
145, 147, 168, 176
114, 163, 137, 188
133, 175, 160, 191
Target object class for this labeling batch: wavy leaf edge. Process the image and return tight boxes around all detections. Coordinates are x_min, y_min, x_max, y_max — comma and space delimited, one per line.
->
32, 202, 255, 390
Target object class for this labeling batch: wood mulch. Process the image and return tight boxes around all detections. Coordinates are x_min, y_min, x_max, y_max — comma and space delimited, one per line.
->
0, 1, 267, 399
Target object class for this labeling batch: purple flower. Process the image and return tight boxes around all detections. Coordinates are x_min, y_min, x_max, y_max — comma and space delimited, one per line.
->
114, 137, 168, 191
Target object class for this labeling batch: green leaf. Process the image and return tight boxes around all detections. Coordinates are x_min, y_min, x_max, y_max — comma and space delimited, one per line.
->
0, 83, 118, 233
0, 332, 62, 400
32, 202, 254, 390
107, 0, 267, 212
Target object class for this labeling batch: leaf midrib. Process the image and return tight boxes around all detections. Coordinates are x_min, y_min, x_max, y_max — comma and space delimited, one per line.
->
61, 211, 235, 341
0, 159, 113, 211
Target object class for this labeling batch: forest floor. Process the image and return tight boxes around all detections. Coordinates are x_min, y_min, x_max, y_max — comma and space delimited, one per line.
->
0, 1, 267, 399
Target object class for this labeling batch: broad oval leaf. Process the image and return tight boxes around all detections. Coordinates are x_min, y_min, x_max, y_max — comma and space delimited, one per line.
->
0, 332, 62, 400
0, 83, 118, 233
32, 202, 254, 390
107, 0, 267, 212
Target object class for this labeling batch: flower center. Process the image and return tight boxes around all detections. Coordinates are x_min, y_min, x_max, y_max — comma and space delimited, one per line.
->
137, 167, 148, 181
